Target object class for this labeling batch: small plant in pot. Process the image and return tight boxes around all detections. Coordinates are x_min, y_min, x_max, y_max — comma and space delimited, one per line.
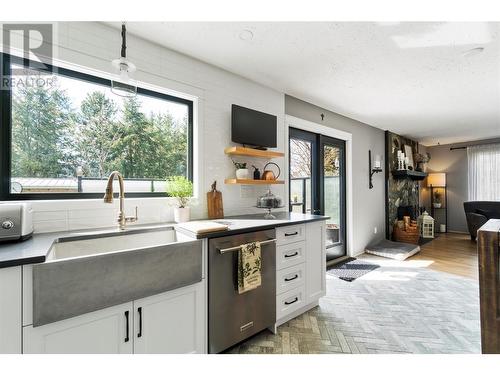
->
433, 190, 442, 208
166, 176, 193, 223
232, 160, 249, 179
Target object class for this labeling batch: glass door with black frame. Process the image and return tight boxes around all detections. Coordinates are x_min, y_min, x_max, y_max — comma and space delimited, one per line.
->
320, 136, 346, 260
289, 128, 346, 261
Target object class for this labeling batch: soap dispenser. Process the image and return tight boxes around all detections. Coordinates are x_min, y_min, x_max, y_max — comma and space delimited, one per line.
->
252, 165, 261, 180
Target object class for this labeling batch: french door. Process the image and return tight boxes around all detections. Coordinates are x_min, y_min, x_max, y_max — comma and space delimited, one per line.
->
289, 128, 346, 261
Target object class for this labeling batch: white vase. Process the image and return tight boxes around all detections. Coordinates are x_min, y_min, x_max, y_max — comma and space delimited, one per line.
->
236, 168, 249, 179
174, 207, 190, 223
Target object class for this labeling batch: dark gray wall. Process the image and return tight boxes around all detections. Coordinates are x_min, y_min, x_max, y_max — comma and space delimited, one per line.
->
423, 137, 500, 233
285, 95, 385, 254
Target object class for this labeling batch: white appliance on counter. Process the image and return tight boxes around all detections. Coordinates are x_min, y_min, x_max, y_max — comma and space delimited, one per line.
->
0, 203, 33, 242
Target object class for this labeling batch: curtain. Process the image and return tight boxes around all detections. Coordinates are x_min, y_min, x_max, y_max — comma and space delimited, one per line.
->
467, 143, 500, 201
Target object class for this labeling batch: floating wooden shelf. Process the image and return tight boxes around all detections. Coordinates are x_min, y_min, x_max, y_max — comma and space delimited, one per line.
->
224, 146, 284, 158
224, 178, 285, 185
392, 170, 428, 181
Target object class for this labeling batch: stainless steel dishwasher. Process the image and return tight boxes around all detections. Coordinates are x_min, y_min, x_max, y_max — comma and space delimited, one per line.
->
208, 229, 276, 353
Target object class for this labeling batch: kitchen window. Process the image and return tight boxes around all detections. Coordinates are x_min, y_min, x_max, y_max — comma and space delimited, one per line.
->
0, 53, 193, 200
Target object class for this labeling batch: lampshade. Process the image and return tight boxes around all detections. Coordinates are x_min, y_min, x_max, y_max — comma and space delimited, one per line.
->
427, 173, 446, 187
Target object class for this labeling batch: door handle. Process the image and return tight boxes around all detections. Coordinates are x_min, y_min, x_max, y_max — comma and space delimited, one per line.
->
284, 231, 298, 237
284, 251, 299, 258
124, 310, 130, 342
285, 297, 299, 305
137, 307, 143, 338
285, 274, 299, 282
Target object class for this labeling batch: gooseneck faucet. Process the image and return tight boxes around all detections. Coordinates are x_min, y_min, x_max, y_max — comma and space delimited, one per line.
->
103, 171, 138, 230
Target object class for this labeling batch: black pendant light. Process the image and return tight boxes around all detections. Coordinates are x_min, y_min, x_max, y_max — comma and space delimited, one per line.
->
111, 22, 137, 98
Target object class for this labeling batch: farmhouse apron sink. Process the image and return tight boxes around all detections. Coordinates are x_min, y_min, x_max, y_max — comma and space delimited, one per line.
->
32, 226, 202, 327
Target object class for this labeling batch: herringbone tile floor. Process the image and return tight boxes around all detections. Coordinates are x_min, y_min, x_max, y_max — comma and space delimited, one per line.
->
227, 256, 480, 354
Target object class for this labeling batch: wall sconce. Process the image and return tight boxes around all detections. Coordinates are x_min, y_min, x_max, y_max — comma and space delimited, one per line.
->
369, 150, 382, 189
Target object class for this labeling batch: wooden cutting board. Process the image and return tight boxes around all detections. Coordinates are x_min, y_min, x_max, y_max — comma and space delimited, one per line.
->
177, 220, 228, 234
207, 181, 224, 219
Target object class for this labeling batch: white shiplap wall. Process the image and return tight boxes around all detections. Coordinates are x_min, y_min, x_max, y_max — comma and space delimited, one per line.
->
10, 22, 285, 233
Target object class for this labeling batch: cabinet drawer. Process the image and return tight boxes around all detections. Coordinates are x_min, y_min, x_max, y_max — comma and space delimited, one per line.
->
276, 241, 306, 270
276, 263, 305, 295
276, 285, 306, 321
276, 225, 305, 245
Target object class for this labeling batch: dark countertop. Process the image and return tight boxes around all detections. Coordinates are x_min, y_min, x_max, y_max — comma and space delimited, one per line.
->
0, 212, 328, 269
178, 212, 329, 239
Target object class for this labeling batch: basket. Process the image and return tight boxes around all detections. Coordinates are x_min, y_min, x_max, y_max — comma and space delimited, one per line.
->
393, 220, 419, 244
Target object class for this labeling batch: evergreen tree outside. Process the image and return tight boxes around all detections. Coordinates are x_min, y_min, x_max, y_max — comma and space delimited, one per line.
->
10, 72, 189, 192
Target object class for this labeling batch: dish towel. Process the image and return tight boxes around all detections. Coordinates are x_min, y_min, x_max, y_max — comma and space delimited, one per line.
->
237, 241, 262, 294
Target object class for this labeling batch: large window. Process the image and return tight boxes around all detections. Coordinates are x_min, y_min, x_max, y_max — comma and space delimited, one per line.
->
0, 54, 193, 199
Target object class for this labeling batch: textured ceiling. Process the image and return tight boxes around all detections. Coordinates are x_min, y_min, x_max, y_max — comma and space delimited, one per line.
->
107, 22, 500, 146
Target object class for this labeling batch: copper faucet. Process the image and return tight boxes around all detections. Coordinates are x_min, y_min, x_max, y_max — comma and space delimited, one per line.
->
103, 171, 138, 230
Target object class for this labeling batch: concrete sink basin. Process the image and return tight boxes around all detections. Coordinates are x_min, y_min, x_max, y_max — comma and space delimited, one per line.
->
47, 228, 184, 261
33, 226, 202, 327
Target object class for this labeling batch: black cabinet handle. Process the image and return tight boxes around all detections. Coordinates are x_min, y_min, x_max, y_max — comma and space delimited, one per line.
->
124, 311, 130, 342
284, 251, 299, 258
284, 231, 299, 237
285, 297, 298, 305
137, 307, 143, 338
285, 274, 299, 282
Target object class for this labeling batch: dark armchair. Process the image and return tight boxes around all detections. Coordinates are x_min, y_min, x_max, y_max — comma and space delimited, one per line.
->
463, 201, 500, 240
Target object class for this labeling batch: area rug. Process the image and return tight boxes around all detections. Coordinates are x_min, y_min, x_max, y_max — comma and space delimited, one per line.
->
327, 258, 380, 282
365, 239, 420, 260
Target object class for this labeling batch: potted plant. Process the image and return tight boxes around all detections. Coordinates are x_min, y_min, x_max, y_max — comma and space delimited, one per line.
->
232, 160, 249, 179
414, 152, 431, 172
166, 176, 193, 223
433, 190, 442, 208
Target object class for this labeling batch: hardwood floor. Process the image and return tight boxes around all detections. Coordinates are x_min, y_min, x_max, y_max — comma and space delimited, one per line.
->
362, 233, 478, 280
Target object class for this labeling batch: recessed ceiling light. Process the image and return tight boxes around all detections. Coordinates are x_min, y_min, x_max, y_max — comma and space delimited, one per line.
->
462, 47, 485, 57
239, 29, 254, 41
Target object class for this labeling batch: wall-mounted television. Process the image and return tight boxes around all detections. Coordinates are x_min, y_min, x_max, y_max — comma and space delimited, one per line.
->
231, 104, 277, 149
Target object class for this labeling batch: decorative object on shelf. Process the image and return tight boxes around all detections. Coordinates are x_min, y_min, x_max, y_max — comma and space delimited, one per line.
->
428, 172, 447, 234
232, 160, 249, 179
432, 190, 442, 208
440, 224, 446, 233
110, 23, 137, 98
417, 211, 434, 239
396, 150, 406, 170
261, 162, 281, 181
252, 165, 261, 180
256, 188, 284, 219
207, 181, 224, 219
404, 144, 414, 170
369, 150, 383, 189
166, 176, 193, 223
414, 152, 431, 172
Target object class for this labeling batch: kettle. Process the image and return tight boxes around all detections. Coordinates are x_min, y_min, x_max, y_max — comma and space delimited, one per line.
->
261, 162, 281, 181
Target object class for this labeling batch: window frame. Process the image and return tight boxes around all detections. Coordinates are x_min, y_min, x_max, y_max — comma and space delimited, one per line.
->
0, 53, 194, 200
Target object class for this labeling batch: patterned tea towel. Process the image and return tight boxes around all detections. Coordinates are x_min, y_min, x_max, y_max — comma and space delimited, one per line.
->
237, 241, 262, 294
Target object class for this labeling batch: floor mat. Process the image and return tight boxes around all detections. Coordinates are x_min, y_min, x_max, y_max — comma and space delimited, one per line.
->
365, 239, 420, 260
326, 258, 380, 282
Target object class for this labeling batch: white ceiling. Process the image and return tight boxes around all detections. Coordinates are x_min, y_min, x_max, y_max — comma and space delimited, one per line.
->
111, 22, 500, 146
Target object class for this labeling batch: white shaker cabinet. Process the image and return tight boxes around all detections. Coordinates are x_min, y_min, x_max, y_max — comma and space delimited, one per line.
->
23, 302, 134, 354
133, 282, 205, 354
0, 266, 22, 353
305, 220, 326, 304
22, 281, 206, 354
